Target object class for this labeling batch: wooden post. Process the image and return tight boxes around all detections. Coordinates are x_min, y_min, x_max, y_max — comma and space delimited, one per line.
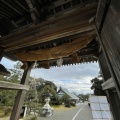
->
10, 64, 32, 120
0, 46, 4, 61
98, 52, 120, 120
0, 81, 29, 90
95, 26, 120, 98
95, 0, 120, 98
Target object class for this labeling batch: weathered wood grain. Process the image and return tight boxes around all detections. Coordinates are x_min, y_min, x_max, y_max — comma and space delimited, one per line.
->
0, 81, 29, 90
10, 66, 32, 120
102, 77, 115, 90
0, 4, 97, 52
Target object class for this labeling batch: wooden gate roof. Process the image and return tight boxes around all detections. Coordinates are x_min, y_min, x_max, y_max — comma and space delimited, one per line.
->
0, 0, 99, 68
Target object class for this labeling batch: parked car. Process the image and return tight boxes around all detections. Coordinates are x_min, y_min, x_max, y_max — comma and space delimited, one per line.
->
65, 101, 71, 108
88, 102, 90, 107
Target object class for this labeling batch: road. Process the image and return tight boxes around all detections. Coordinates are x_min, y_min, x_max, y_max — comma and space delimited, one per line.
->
37, 102, 93, 120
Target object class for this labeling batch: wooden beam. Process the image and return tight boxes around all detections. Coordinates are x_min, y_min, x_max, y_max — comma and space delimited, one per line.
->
0, 46, 4, 61
15, 0, 29, 12
0, 4, 97, 52
95, 25, 120, 98
10, 65, 32, 120
102, 77, 115, 90
98, 52, 119, 120
1, 0, 22, 15
5, 24, 95, 52
35, 47, 96, 62
26, 0, 38, 23
0, 81, 29, 90
95, 0, 102, 19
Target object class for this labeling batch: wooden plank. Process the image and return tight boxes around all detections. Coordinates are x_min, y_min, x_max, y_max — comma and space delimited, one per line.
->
2, 3, 97, 39
98, 52, 119, 120
100, 0, 120, 85
95, 0, 102, 19
0, 46, 4, 61
1, 0, 22, 15
102, 77, 115, 90
107, 91, 120, 120
98, 0, 120, 99
96, 1, 120, 119
95, 0, 107, 29
5, 24, 95, 52
97, 27, 120, 120
95, 25, 120, 98
10, 65, 32, 120
0, 81, 29, 90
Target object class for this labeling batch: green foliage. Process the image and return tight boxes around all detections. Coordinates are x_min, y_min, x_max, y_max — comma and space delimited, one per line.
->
30, 116, 36, 120
69, 100, 76, 107
55, 96, 62, 105
0, 61, 21, 112
77, 94, 89, 102
4, 107, 12, 115
0, 90, 17, 106
6, 61, 23, 83
91, 76, 106, 96
25, 78, 58, 110
0, 75, 7, 81
61, 94, 69, 103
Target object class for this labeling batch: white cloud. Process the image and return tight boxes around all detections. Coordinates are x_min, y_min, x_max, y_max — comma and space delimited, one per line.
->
1, 57, 100, 94
31, 62, 100, 94
1, 57, 17, 69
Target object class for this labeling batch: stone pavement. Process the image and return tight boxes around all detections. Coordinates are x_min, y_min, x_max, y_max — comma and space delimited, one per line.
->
0, 102, 93, 120
37, 102, 93, 120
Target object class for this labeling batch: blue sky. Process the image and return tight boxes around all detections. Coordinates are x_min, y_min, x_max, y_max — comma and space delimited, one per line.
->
1, 57, 100, 94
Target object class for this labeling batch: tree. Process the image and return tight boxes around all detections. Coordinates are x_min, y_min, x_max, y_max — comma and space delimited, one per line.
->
25, 77, 58, 105
78, 94, 89, 102
37, 84, 57, 103
61, 94, 69, 103
0, 89, 17, 106
91, 77, 106, 96
0, 61, 23, 108
6, 61, 23, 83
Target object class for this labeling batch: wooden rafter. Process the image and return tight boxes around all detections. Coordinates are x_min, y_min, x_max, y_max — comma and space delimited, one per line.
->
15, 35, 95, 62
0, 4, 97, 53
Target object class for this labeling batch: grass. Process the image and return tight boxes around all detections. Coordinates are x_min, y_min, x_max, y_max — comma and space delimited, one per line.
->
23, 115, 36, 120
0, 111, 11, 118
51, 104, 76, 110
0, 110, 4, 116
51, 104, 61, 108
0, 106, 12, 118
37, 103, 76, 110
0, 104, 76, 120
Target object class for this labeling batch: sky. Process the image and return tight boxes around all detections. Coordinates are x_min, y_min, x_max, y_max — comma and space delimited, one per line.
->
1, 57, 100, 94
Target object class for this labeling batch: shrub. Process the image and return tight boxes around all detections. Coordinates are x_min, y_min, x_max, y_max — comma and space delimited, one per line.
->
70, 102, 76, 107
4, 107, 12, 115
31, 116, 36, 120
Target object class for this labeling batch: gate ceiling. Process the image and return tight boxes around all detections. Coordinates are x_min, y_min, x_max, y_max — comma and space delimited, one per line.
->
0, 0, 99, 69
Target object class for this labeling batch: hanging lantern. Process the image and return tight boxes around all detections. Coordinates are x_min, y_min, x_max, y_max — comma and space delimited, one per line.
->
71, 53, 80, 63
57, 58, 63, 67
21, 62, 28, 70
41, 61, 50, 69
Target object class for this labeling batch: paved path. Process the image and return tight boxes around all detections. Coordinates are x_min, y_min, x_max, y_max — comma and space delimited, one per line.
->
37, 102, 93, 120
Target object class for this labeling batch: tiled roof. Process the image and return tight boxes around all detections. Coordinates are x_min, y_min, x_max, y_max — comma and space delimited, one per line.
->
58, 87, 79, 100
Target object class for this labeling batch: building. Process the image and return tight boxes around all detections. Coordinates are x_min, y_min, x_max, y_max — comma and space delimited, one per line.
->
57, 87, 79, 103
